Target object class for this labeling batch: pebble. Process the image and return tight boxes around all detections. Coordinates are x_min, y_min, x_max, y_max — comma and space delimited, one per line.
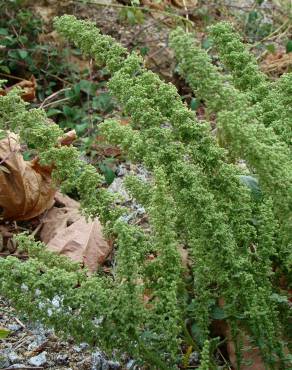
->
8, 364, 27, 369
56, 353, 69, 365
7, 324, 21, 332
8, 351, 20, 364
28, 351, 47, 367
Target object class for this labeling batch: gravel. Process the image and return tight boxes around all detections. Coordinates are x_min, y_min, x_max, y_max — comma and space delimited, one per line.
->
0, 298, 122, 370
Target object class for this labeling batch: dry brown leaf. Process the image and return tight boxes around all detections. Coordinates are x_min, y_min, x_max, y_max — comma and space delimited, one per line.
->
40, 192, 112, 273
261, 51, 292, 75
0, 132, 56, 221
0, 76, 37, 102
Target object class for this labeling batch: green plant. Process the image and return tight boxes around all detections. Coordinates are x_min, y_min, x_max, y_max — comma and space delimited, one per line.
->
0, 15, 291, 369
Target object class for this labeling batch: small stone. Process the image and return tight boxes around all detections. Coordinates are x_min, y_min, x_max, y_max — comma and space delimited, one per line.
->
28, 351, 47, 367
8, 365, 26, 369
7, 324, 21, 332
108, 360, 121, 369
56, 353, 69, 365
8, 351, 20, 364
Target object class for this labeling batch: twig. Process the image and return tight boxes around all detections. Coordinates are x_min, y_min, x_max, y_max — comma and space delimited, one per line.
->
0, 73, 25, 81
14, 316, 26, 328
39, 87, 71, 108
41, 97, 71, 109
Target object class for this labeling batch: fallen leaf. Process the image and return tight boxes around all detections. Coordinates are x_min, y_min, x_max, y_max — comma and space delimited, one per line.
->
0, 132, 56, 221
40, 192, 112, 273
0, 76, 37, 102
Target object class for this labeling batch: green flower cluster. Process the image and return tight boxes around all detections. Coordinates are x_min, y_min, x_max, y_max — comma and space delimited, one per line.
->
170, 26, 292, 270
0, 15, 290, 369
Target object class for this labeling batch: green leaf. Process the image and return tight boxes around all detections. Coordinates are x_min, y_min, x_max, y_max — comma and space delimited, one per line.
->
46, 108, 62, 117
78, 80, 96, 96
286, 40, 292, 53
99, 163, 115, 185
139, 46, 149, 57
239, 175, 262, 201
210, 306, 228, 320
202, 38, 212, 50
22, 151, 33, 161
76, 122, 88, 135
190, 98, 199, 111
18, 49, 28, 59
0, 28, 9, 36
0, 65, 11, 74
265, 44, 276, 54
0, 327, 11, 339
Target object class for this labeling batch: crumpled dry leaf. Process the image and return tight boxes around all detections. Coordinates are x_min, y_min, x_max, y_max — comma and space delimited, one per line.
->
40, 192, 112, 273
261, 50, 292, 75
0, 132, 56, 221
0, 76, 37, 102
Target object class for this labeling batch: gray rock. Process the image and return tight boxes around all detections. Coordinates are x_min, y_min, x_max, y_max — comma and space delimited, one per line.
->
8, 365, 26, 369
91, 351, 109, 370
7, 324, 21, 332
28, 351, 47, 367
8, 351, 20, 364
